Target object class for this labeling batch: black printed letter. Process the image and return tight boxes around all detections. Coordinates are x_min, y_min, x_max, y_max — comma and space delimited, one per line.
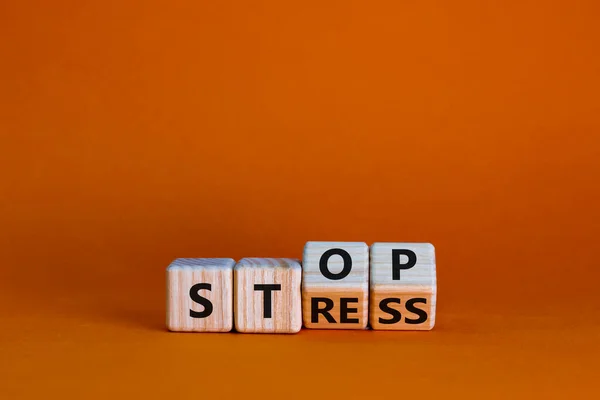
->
311, 297, 336, 323
340, 298, 359, 323
405, 297, 428, 324
392, 249, 417, 280
189, 283, 213, 318
320, 248, 352, 280
378, 298, 402, 324
254, 284, 281, 318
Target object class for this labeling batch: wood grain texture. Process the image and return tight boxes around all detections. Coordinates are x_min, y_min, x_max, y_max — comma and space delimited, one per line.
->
302, 241, 369, 329
234, 258, 302, 333
166, 258, 234, 332
369, 243, 436, 330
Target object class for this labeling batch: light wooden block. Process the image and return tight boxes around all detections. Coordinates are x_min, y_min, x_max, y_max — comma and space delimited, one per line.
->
234, 258, 302, 333
369, 243, 436, 330
302, 241, 369, 329
166, 258, 234, 332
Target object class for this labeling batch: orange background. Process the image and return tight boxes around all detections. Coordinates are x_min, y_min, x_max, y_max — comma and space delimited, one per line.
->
1, 1, 599, 398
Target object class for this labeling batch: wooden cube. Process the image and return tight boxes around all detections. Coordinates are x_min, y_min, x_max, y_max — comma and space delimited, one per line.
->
234, 258, 302, 333
302, 241, 369, 329
369, 243, 436, 330
166, 258, 235, 332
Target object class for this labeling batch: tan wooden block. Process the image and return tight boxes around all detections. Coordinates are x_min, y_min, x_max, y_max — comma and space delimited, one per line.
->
302, 241, 369, 329
234, 258, 302, 333
369, 243, 436, 330
166, 258, 234, 332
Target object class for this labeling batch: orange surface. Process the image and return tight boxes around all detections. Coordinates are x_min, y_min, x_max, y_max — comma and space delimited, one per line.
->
1, 1, 599, 398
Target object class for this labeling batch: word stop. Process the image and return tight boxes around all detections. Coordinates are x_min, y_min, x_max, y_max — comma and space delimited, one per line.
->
166, 242, 436, 333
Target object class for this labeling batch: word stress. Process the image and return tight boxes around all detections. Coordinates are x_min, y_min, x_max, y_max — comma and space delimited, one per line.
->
166, 242, 436, 333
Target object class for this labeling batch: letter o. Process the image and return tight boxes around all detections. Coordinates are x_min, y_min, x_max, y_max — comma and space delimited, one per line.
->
319, 248, 352, 280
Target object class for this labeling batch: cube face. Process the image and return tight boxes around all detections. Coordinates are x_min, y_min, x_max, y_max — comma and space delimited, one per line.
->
369, 243, 436, 330
234, 258, 302, 333
302, 241, 369, 329
166, 258, 234, 332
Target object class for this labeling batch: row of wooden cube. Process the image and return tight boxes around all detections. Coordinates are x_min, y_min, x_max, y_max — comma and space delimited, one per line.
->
166, 241, 436, 333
